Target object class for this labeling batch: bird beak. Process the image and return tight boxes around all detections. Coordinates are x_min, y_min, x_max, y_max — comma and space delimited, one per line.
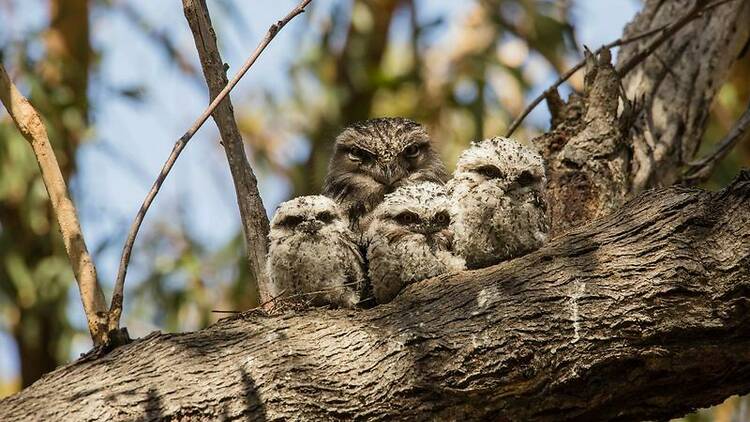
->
300, 220, 323, 234
380, 162, 402, 189
417, 222, 442, 236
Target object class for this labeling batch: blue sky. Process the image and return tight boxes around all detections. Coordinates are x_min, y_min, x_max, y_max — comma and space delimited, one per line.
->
0, 0, 640, 386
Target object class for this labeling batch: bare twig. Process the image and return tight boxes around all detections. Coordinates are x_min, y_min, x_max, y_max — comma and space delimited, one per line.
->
505, 25, 666, 137
615, 0, 734, 76
183, 0, 273, 306
683, 102, 750, 184
0, 63, 109, 345
110, 0, 313, 331
505, 0, 734, 137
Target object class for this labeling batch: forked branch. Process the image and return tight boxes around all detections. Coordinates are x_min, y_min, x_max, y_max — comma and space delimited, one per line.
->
110, 0, 313, 331
505, 0, 736, 137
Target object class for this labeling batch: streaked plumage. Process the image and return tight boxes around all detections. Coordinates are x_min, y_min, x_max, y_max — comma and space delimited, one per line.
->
322, 117, 448, 233
447, 137, 549, 269
266, 196, 365, 308
365, 182, 465, 304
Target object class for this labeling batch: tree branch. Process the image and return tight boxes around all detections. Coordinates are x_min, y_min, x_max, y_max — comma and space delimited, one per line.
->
682, 101, 750, 184
0, 63, 109, 345
504, 23, 665, 137
182, 0, 272, 304
505, 0, 740, 139
110, 0, 313, 330
2, 174, 749, 420
619, 0, 750, 191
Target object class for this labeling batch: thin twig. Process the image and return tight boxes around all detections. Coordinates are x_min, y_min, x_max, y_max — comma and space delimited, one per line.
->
504, 24, 666, 137
0, 63, 109, 345
505, 0, 734, 138
110, 0, 313, 331
683, 102, 750, 184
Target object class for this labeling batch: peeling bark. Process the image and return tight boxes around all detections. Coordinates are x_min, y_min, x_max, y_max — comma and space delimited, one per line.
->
1, 174, 749, 421
536, 0, 750, 235
536, 50, 631, 236
617, 0, 750, 191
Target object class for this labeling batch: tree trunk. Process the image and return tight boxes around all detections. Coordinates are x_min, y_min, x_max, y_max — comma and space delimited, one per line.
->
618, 0, 750, 192
0, 174, 748, 421
3, 0, 750, 419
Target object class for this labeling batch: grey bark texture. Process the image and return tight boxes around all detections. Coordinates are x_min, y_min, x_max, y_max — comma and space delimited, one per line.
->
2, 0, 750, 420
182, 0, 271, 302
618, 0, 750, 193
0, 174, 748, 421
537, 0, 750, 236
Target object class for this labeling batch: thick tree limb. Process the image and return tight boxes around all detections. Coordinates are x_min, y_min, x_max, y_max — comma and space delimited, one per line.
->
0, 63, 109, 345
182, 0, 271, 304
1, 174, 749, 421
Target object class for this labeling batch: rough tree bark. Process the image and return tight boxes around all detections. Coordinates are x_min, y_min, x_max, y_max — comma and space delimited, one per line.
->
2, 0, 750, 420
0, 174, 748, 421
537, 0, 750, 235
618, 0, 750, 192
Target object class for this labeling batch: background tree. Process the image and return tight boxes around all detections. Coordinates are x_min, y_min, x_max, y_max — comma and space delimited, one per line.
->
1, 0, 749, 419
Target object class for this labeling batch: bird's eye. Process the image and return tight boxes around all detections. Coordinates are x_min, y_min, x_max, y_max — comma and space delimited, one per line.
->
316, 211, 336, 223
278, 215, 304, 227
517, 170, 537, 187
347, 147, 371, 162
402, 144, 421, 159
475, 165, 505, 180
433, 211, 450, 227
394, 211, 419, 225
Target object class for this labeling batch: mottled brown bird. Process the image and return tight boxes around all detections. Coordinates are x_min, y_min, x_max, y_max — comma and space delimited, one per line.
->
322, 117, 448, 232
447, 137, 549, 269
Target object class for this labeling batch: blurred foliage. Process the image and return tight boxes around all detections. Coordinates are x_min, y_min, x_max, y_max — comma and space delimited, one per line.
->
0, 3, 748, 421
698, 53, 750, 191
0, 0, 90, 389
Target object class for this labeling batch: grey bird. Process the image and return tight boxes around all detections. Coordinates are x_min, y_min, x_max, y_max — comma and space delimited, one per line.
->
266, 195, 365, 308
447, 137, 549, 269
365, 182, 465, 304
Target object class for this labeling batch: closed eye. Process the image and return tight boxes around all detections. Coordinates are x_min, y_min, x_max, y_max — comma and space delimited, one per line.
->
278, 215, 304, 227
393, 211, 420, 226
346, 146, 374, 162
516, 170, 537, 187
474, 165, 505, 180
316, 211, 336, 223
